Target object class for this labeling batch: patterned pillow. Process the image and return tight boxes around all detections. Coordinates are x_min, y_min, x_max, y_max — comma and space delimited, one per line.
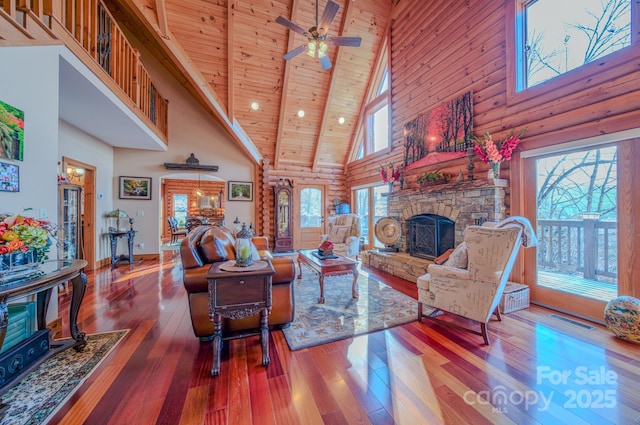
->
328, 226, 349, 244
445, 242, 468, 269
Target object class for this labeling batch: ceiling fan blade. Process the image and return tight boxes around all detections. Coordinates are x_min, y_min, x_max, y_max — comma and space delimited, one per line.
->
318, 0, 340, 35
328, 36, 362, 47
320, 55, 332, 70
276, 16, 308, 37
283, 44, 307, 61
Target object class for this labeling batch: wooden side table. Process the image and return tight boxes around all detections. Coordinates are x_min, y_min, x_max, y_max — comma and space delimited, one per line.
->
206, 260, 275, 376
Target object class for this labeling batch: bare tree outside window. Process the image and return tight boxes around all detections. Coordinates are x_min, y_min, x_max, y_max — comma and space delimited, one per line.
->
525, 0, 631, 87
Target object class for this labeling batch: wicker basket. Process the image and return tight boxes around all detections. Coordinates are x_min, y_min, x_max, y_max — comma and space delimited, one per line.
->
500, 282, 530, 313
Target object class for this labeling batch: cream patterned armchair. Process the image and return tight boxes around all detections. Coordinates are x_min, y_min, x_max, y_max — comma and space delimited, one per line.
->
320, 213, 361, 259
417, 217, 536, 345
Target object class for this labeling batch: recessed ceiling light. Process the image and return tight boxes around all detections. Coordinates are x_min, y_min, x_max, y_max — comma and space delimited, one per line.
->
298, 110, 305, 118
338, 117, 345, 124
251, 102, 259, 110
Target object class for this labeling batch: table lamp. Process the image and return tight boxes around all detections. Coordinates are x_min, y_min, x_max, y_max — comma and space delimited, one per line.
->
106, 209, 128, 231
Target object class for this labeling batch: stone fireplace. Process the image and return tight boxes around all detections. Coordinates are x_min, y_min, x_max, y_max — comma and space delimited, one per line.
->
365, 179, 509, 282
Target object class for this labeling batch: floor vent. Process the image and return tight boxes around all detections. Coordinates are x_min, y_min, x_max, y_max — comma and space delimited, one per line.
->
549, 314, 596, 330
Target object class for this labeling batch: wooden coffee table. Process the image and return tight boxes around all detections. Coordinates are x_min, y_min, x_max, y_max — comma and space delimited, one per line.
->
297, 249, 359, 303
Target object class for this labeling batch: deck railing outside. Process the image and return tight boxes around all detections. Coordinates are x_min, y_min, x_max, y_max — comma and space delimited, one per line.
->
1, 0, 168, 139
537, 217, 617, 282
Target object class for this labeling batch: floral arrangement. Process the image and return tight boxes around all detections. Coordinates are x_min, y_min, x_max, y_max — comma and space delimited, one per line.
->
380, 162, 401, 184
473, 128, 526, 172
0, 212, 54, 255
417, 170, 451, 185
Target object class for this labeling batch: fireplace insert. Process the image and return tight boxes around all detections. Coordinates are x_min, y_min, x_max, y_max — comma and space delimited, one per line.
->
408, 214, 454, 260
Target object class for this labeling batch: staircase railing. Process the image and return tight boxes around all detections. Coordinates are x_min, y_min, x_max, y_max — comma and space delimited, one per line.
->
0, 0, 168, 140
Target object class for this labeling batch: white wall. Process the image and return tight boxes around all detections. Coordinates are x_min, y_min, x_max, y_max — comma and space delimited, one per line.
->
112, 44, 256, 255
0, 46, 61, 245
58, 120, 115, 261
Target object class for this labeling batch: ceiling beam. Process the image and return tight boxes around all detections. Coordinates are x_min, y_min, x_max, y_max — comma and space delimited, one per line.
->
227, 0, 236, 120
108, 0, 262, 164
274, 0, 301, 170
311, 0, 355, 172
154, 0, 168, 36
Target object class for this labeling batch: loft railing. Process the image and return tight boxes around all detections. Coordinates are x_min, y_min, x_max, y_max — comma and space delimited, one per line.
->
537, 217, 617, 281
1, 0, 168, 140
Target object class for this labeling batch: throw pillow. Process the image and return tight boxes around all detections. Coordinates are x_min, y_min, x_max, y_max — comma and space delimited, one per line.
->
446, 242, 468, 269
327, 226, 349, 244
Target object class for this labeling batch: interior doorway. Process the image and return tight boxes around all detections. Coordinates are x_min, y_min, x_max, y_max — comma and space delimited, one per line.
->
295, 184, 326, 250
62, 156, 96, 271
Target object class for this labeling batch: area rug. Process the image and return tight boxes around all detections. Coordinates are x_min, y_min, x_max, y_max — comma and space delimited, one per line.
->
0, 329, 128, 425
282, 266, 419, 350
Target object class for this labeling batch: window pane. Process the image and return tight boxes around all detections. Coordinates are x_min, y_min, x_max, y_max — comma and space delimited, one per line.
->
535, 146, 617, 301
378, 67, 389, 95
372, 104, 389, 152
300, 188, 322, 228
355, 188, 369, 244
373, 185, 388, 247
525, 0, 631, 88
173, 194, 188, 227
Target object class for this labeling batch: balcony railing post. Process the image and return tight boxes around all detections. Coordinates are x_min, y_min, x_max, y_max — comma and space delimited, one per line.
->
582, 214, 599, 280
133, 48, 140, 109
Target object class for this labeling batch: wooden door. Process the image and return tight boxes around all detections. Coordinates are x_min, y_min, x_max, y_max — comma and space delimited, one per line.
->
294, 184, 326, 250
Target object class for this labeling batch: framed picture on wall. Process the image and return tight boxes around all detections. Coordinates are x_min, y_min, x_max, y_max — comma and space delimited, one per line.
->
119, 176, 152, 200
0, 162, 19, 192
228, 181, 253, 201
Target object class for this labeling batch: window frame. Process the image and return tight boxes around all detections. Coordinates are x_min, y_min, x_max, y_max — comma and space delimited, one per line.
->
507, 0, 640, 102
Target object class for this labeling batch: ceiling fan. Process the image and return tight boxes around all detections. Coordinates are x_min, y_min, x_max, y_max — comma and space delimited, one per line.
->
276, 0, 361, 70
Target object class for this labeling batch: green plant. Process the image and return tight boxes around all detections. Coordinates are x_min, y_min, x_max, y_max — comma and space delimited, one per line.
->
417, 171, 450, 185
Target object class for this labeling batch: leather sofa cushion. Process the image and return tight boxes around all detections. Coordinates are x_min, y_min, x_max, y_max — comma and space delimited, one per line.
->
198, 226, 237, 263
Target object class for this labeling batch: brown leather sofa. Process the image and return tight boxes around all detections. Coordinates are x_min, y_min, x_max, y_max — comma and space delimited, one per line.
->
180, 225, 296, 341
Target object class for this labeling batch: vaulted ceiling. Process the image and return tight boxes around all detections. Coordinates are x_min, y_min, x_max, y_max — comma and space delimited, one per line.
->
109, 0, 394, 171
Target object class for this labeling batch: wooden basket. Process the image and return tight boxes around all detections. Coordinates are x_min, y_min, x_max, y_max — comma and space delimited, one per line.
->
500, 282, 530, 313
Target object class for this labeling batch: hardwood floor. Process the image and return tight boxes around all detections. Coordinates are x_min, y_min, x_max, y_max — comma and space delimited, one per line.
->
51, 251, 640, 424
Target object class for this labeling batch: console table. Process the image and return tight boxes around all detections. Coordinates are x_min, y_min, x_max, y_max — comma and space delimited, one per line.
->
206, 261, 275, 376
0, 259, 87, 413
107, 230, 136, 266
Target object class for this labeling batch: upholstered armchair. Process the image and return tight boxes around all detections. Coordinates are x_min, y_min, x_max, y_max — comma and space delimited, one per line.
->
320, 213, 361, 259
417, 217, 536, 344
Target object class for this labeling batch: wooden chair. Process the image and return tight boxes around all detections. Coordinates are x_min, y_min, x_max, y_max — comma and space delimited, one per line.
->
168, 217, 187, 244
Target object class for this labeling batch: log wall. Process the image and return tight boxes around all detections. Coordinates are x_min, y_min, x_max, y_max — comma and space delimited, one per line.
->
347, 0, 640, 187
346, 0, 640, 303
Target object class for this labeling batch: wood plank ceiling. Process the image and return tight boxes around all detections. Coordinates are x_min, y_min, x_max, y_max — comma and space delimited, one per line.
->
157, 0, 393, 172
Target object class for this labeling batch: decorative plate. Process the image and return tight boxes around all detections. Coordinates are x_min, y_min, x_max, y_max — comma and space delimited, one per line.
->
374, 217, 402, 246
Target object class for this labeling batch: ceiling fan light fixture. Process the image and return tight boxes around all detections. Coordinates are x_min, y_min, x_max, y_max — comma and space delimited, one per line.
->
307, 40, 317, 57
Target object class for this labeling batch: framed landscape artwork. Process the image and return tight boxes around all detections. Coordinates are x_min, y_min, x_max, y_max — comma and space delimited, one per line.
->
119, 176, 152, 200
0, 99, 25, 162
228, 181, 253, 201
0, 162, 19, 192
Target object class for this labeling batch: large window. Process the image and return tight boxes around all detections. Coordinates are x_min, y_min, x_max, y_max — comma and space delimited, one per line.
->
518, 0, 633, 90
356, 64, 390, 158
